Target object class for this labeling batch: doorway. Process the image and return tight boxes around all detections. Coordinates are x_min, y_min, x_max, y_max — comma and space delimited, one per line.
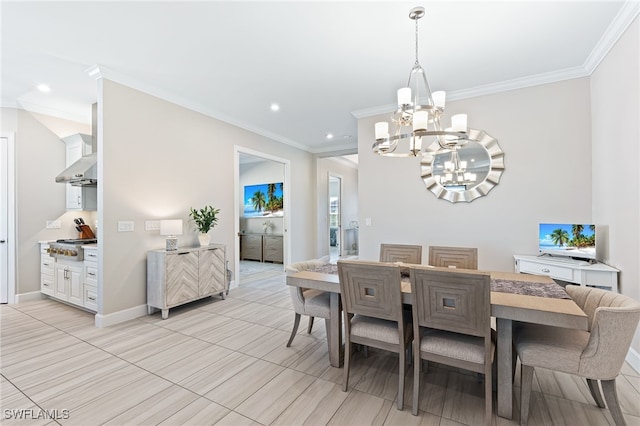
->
234, 147, 290, 287
0, 134, 15, 304
329, 175, 342, 262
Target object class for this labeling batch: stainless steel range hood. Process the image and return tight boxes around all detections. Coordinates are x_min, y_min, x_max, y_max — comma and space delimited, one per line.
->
55, 104, 98, 187
55, 136, 97, 186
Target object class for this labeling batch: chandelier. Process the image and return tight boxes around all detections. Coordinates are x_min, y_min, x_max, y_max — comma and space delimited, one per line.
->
372, 6, 472, 157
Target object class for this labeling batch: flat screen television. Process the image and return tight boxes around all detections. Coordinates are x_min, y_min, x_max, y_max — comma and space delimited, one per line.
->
538, 223, 597, 260
243, 182, 284, 218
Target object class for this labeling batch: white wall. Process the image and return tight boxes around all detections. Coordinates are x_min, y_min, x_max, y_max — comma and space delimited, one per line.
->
316, 157, 358, 258
357, 77, 593, 270
591, 16, 640, 355
99, 79, 316, 316
0, 108, 90, 296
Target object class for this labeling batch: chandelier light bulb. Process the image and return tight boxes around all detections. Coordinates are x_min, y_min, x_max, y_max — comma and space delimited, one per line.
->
451, 114, 468, 133
375, 122, 389, 140
432, 91, 446, 108
413, 111, 428, 131
397, 88, 411, 106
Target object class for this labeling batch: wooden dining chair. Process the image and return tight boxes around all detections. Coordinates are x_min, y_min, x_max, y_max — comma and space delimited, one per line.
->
515, 285, 640, 426
380, 243, 423, 264
428, 245, 478, 269
338, 259, 413, 410
409, 265, 494, 424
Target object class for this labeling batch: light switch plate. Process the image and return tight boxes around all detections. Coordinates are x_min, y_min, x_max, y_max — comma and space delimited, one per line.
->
46, 220, 61, 229
117, 221, 134, 232
145, 220, 160, 231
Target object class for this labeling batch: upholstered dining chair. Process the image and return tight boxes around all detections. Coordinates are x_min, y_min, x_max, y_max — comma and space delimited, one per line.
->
380, 243, 423, 264
410, 265, 494, 424
515, 285, 640, 426
428, 245, 478, 269
338, 259, 413, 410
285, 258, 331, 347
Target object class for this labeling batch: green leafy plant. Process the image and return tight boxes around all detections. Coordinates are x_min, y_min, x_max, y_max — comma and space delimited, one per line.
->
189, 205, 220, 234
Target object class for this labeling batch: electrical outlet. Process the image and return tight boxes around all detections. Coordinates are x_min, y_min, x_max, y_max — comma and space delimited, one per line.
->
365, 218, 372, 226
145, 220, 160, 231
117, 221, 134, 232
46, 220, 61, 229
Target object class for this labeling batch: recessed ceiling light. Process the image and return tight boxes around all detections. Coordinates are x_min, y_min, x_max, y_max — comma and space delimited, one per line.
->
270, 103, 280, 112
36, 84, 51, 93
326, 133, 334, 140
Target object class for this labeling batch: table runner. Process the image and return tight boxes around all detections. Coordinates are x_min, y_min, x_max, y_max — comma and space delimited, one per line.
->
491, 278, 570, 299
305, 264, 570, 299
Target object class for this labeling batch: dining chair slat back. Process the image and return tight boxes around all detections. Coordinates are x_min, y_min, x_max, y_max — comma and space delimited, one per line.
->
380, 244, 422, 264
410, 265, 493, 423
428, 246, 478, 269
338, 259, 411, 410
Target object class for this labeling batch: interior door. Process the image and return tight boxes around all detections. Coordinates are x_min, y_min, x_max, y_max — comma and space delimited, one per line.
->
0, 137, 8, 303
329, 175, 342, 262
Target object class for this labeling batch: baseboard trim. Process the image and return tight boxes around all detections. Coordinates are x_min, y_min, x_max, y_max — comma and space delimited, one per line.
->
229, 279, 238, 291
627, 347, 640, 375
94, 304, 147, 328
14, 291, 46, 303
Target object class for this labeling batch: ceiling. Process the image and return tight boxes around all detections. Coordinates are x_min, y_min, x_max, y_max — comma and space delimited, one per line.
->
2, 1, 636, 155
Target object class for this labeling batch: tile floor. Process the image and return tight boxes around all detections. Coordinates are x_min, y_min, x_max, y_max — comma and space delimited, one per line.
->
1, 267, 639, 426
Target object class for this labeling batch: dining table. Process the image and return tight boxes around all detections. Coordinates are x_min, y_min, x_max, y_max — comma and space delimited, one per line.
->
286, 265, 589, 420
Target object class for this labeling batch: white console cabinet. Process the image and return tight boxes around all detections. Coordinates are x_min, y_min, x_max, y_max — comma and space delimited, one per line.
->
147, 244, 226, 319
514, 255, 619, 293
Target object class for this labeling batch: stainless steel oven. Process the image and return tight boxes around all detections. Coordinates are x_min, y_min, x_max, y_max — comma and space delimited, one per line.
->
48, 239, 97, 261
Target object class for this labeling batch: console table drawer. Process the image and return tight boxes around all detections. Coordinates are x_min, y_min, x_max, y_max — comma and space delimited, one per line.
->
518, 260, 574, 281
583, 270, 616, 287
263, 235, 283, 263
240, 234, 263, 261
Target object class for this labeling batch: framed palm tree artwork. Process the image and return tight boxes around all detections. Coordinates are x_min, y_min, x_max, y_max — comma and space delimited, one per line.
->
243, 182, 284, 217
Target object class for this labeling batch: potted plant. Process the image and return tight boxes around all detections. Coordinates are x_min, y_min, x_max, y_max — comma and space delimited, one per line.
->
189, 205, 220, 246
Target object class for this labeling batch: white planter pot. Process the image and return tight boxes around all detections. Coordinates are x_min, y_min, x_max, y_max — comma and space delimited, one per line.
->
198, 233, 211, 247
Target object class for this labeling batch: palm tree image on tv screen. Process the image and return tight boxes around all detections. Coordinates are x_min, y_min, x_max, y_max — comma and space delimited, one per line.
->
244, 182, 284, 217
538, 223, 596, 260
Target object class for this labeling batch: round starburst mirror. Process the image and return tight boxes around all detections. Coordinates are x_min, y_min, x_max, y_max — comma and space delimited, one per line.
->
420, 129, 505, 203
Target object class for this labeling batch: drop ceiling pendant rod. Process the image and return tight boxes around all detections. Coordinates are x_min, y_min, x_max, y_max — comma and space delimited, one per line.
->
372, 6, 475, 158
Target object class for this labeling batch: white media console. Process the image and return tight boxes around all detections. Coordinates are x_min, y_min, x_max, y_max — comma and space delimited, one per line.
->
513, 254, 619, 293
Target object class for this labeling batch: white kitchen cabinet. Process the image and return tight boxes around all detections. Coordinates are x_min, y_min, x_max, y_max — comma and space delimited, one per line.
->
63, 134, 96, 211
54, 262, 83, 305
40, 243, 55, 296
41, 242, 98, 312
147, 244, 226, 319
83, 247, 98, 311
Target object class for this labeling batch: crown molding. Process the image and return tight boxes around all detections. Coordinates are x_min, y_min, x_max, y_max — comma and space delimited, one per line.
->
583, 0, 640, 73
